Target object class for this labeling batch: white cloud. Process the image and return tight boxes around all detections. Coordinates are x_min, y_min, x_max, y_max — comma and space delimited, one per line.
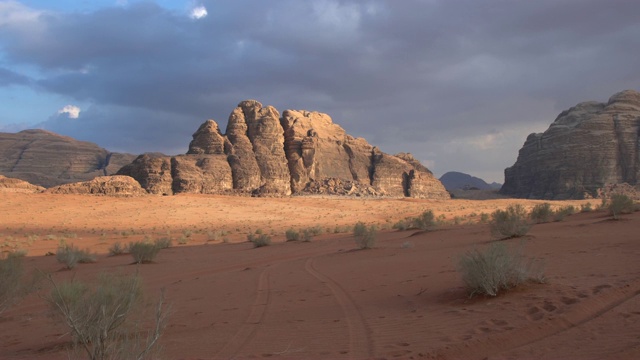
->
58, 105, 81, 119
189, 5, 207, 20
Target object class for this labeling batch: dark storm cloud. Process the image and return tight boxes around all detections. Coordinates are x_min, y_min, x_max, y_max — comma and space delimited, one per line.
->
0, 67, 30, 86
2, 0, 639, 181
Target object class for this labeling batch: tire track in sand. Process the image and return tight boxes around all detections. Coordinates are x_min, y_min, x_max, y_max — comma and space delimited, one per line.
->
434, 279, 640, 359
305, 258, 374, 359
216, 265, 272, 359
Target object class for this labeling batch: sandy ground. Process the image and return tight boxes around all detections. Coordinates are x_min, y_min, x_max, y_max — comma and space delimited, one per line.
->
1, 193, 638, 359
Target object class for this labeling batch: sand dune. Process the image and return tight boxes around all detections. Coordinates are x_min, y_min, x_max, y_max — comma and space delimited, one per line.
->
1, 193, 638, 359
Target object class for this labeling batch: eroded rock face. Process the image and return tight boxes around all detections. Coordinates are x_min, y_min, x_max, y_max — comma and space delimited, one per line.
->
117, 153, 173, 195
45, 175, 146, 196
0, 129, 136, 188
0, 175, 44, 193
240, 101, 291, 195
501, 89, 640, 199
118, 100, 449, 199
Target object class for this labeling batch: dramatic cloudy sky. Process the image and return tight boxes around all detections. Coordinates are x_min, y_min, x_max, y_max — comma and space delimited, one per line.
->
1, 0, 639, 183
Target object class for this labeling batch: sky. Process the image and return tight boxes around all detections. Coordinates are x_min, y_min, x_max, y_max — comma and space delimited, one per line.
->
1, 1, 639, 183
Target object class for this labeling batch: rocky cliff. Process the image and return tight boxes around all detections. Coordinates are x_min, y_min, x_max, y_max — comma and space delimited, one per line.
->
0, 129, 136, 188
119, 100, 449, 199
501, 89, 640, 199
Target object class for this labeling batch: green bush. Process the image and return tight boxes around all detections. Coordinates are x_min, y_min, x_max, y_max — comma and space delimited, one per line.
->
129, 242, 160, 264
353, 222, 377, 249
412, 210, 437, 230
57, 245, 97, 270
285, 229, 300, 241
457, 242, 545, 297
609, 194, 635, 220
248, 233, 271, 248
529, 203, 553, 223
489, 204, 530, 239
46, 272, 167, 360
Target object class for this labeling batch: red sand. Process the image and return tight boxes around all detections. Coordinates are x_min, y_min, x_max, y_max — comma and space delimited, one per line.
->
1, 193, 638, 359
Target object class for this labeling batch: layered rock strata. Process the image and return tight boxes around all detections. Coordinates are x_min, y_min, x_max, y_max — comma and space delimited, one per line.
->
0, 129, 136, 187
501, 90, 640, 199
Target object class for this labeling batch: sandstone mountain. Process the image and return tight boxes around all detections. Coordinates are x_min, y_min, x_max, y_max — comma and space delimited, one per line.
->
0, 129, 136, 188
439, 171, 501, 191
501, 89, 640, 199
45, 175, 146, 197
118, 100, 449, 199
0, 175, 44, 193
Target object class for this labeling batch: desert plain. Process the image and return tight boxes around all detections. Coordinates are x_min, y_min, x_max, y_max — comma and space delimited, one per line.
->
0, 192, 639, 359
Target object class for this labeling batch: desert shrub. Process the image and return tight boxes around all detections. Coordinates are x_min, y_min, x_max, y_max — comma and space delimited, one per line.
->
457, 242, 545, 297
57, 245, 97, 270
108, 242, 126, 257
285, 229, 300, 241
392, 219, 409, 231
0, 252, 29, 315
412, 210, 437, 230
529, 203, 553, 223
580, 202, 593, 212
479, 212, 490, 224
301, 228, 314, 242
489, 205, 530, 239
129, 242, 159, 264
154, 237, 172, 249
553, 205, 575, 222
248, 233, 271, 248
353, 222, 377, 249
609, 194, 635, 220
306, 226, 323, 236
46, 272, 167, 360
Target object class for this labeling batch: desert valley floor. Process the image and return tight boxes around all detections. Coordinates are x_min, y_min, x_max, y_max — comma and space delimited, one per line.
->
1, 193, 639, 359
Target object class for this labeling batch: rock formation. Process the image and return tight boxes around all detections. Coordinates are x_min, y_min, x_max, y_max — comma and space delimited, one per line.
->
45, 175, 146, 196
0, 175, 44, 193
119, 100, 449, 199
501, 89, 640, 199
0, 129, 136, 188
439, 171, 501, 191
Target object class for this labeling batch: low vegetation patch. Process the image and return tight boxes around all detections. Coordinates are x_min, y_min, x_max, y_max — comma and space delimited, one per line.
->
0, 251, 31, 316
129, 242, 160, 264
248, 233, 271, 248
529, 203, 553, 223
46, 272, 167, 360
553, 205, 575, 222
57, 245, 97, 270
609, 194, 635, 220
457, 242, 545, 297
108, 242, 126, 257
489, 204, 530, 239
353, 222, 377, 249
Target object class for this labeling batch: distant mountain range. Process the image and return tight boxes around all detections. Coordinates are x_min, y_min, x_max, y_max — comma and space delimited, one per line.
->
439, 171, 502, 191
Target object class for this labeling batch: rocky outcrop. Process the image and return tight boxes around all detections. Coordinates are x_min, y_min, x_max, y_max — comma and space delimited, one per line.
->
0, 129, 136, 188
0, 175, 44, 193
45, 175, 146, 196
118, 100, 449, 199
501, 89, 640, 199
